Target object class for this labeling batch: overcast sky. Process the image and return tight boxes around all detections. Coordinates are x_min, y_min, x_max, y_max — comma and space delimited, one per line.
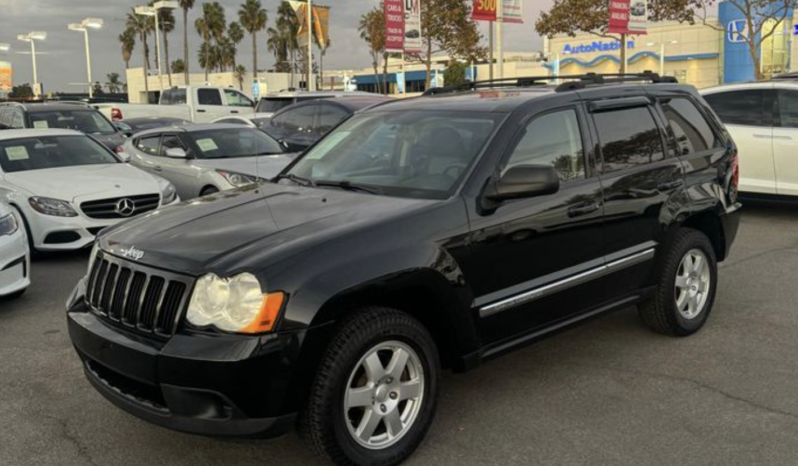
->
0, 0, 551, 93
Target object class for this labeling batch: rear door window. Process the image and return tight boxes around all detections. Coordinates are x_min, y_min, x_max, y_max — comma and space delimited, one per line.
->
703, 90, 770, 127
197, 89, 223, 106
776, 89, 798, 128
136, 135, 161, 156
660, 97, 719, 155
593, 106, 666, 173
159, 135, 186, 156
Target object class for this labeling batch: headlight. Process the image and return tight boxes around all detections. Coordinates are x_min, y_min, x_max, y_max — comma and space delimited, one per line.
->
28, 197, 78, 217
0, 213, 19, 236
217, 170, 260, 187
161, 183, 177, 204
186, 272, 285, 334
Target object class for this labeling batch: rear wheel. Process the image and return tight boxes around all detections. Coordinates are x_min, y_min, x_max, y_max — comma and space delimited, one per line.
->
639, 229, 718, 336
302, 307, 440, 466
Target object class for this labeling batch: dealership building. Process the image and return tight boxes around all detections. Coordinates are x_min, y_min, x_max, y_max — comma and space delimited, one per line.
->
545, 1, 797, 89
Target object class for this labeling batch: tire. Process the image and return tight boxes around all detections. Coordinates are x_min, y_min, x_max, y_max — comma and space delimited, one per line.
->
201, 186, 219, 196
639, 228, 718, 336
11, 207, 40, 259
301, 307, 440, 466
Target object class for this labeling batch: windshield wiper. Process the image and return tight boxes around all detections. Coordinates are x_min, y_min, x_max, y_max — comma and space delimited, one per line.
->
273, 173, 316, 187
314, 180, 384, 195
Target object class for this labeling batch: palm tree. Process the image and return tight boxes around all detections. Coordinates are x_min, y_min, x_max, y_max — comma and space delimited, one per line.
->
227, 21, 244, 70
195, 2, 226, 80
154, 4, 176, 86
106, 73, 123, 93
359, 8, 385, 94
238, 0, 267, 79
178, 0, 195, 83
127, 8, 154, 98
234, 64, 247, 91
171, 58, 186, 74
119, 28, 136, 69
267, 2, 298, 77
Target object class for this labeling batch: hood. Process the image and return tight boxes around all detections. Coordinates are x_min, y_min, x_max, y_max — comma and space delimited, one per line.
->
100, 182, 433, 275
192, 154, 296, 179
4, 164, 162, 203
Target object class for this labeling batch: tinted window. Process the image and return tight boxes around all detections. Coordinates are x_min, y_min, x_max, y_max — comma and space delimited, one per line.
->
189, 128, 284, 159
703, 90, 766, 127
136, 135, 161, 156
272, 106, 317, 132
504, 109, 585, 182
777, 90, 798, 128
661, 98, 718, 155
159, 135, 185, 155
0, 135, 118, 173
224, 89, 253, 107
162, 88, 187, 105
28, 110, 116, 134
316, 105, 349, 133
594, 107, 666, 172
256, 98, 295, 113
197, 89, 223, 106
287, 111, 501, 200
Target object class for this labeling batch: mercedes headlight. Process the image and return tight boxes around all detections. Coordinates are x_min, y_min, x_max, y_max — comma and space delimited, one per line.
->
0, 213, 18, 236
161, 182, 178, 204
28, 197, 78, 217
187, 273, 285, 334
217, 170, 260, 187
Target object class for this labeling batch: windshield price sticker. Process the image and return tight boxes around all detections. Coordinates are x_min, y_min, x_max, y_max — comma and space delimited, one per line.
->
196, 138, 219, 152
5, 146, 30, 161
32, 120, 49, 129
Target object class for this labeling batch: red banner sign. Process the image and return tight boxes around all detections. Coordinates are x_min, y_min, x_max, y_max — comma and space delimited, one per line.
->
608, 0, 631, 34
385, 0, 405, 52
472, 0, 497, 21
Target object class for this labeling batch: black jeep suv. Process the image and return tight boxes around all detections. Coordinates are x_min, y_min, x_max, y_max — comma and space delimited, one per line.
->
67, 73, 741, 466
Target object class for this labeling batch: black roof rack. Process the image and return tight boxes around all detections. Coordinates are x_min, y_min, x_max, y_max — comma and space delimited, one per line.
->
422, 71, 679, 97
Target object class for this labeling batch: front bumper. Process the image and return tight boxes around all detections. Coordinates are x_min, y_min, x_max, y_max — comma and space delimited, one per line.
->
0, 228, 30, 297
67, 278, 316, 438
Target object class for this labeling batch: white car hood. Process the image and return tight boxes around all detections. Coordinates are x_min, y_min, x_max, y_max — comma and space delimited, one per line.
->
4, 163, 162, 203
192, 154, 297, 179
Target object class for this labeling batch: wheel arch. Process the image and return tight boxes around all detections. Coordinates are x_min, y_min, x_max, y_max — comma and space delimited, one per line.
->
680, 211, 727, 261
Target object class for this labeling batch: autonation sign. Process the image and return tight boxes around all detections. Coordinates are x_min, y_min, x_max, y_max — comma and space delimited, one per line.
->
563, 40, 636, 55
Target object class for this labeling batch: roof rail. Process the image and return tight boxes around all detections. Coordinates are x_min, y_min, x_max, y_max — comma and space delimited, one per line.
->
0, 102, 25, 107
422, 71, 679, 96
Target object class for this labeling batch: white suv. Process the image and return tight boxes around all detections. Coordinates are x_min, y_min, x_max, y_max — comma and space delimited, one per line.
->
702, 81, 798, 196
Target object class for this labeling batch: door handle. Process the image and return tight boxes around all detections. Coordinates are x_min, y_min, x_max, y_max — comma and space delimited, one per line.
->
231, 110, 239, 114
772, 135, 793, 141
197, 109, 207, 113
568, 202, 600, 218
153, 165, 163, 172
658, 180, 684, 191
753, 134, 772, 139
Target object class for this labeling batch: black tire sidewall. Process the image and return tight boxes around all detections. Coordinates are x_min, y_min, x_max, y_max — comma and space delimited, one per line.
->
665, 232, 718, 334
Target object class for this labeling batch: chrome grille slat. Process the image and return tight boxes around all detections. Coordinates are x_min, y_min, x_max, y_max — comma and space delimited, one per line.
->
85, 252, 193, 339
80, 193, 161, 220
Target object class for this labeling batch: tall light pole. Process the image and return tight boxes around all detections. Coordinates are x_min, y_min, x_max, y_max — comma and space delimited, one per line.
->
17, 32, 47, 98
307, 0, 313, 91
137, 2, 178, 95
68, 18, 103, 99
647, 40, 678, 76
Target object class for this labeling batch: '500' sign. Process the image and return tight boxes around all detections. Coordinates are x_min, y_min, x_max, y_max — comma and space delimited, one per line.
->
473, 0, 497, 21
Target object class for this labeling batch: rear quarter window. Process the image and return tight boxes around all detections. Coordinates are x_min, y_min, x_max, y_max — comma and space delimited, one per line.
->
703, 90, 768, 127
660, 97, 720, 155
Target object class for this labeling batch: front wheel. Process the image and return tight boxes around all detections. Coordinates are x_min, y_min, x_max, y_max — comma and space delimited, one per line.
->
302, 307, 440, 466
639, 229, 718, 336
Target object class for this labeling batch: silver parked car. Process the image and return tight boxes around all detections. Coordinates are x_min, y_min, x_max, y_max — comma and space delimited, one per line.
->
122, 124, 295, 199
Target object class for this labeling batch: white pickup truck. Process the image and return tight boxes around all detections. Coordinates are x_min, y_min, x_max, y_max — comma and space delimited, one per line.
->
95, 86, 257, 123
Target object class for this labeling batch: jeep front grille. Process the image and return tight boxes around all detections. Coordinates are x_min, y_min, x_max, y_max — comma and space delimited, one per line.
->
80, 194, 161, 219
85, 251, 193, 338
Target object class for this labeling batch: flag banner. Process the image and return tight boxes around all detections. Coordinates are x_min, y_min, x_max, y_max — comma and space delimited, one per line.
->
385, 0, 405, 52
289, 1, 310, 40
502, 0, 523, 23
628, 0, 647, 34
314, 6, 331, 50
608, 0, 647, 35
404, 0, 422, 53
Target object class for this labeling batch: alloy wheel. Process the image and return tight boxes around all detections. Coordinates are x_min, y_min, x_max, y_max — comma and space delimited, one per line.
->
674, 248, 711, 320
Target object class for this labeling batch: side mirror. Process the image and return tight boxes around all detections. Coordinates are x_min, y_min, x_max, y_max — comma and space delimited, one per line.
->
485, 164, 560, 202
165, 147, 187, 159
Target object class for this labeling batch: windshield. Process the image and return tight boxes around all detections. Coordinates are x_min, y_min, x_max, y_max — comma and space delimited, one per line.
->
286, 111, 502, 199
28, 110, 117, 135
0, 135, 119, 173
189, 128, 284, 159
256, 98, 295, 113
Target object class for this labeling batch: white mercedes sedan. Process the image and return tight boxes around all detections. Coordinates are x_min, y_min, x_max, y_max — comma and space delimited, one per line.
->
0, 201, 29, 299
0, 129, 180, 253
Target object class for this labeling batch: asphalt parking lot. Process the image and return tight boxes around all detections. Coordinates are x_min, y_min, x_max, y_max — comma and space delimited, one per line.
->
2, 202, 798, 466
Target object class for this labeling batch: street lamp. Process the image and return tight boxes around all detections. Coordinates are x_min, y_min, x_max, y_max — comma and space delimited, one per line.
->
17, 31, 47, 98
136, 1, 178, 93
68, 18, 104, 99
647, 40, 679, 76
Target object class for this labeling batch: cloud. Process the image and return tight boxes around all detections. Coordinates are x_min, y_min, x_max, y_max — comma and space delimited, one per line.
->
0, 0, 550, 92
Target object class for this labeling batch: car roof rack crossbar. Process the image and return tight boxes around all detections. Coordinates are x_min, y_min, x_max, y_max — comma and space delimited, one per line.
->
422, 71, 678, 96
